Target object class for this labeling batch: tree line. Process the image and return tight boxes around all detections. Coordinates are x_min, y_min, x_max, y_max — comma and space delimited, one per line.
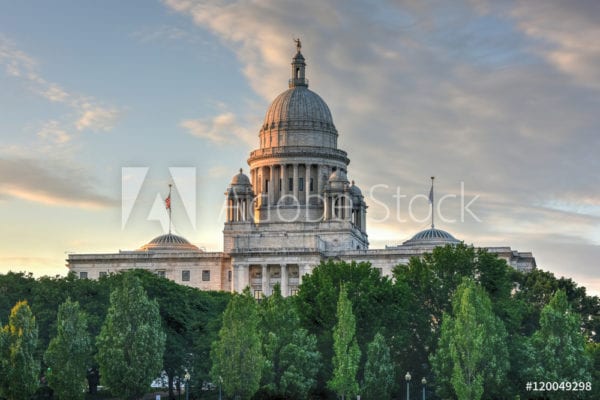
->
0, 243, 599, 399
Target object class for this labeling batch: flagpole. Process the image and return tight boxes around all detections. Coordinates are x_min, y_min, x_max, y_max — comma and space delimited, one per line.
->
168, 183, 172, 234
430, 176, 435, 229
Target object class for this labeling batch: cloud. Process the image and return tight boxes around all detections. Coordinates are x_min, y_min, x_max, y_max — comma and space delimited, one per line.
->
0, 157, 116, 209
0, 34, 122, 136
180, 111, 254, 145
508, 0, 600, 89
37, 120, 71, 144
164, 0, 600, 293
76, 105, 120, 132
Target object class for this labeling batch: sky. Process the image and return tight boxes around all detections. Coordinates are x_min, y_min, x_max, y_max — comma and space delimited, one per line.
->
0, 0, 599, 295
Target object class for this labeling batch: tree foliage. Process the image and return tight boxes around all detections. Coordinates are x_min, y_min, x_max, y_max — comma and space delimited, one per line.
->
362, 332, 394, 400
431, 279, 509, 400
210, 288, 264, 400
528, 289, 591, 398
258, 285, 320, 399
96, 274, 166, 399
44, 298, 91, 400
328, 285, 360, 400
296, 260, 407, 396
0, 301, 39, 400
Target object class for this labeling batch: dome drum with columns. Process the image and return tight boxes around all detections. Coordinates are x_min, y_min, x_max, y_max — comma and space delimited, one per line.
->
67, 39, 536, 296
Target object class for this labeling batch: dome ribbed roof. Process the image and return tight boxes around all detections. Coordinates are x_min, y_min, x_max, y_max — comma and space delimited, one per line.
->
263, 86, 335, 128
138, 233, 200, 252
403, 228, 460, 247
230, 169, 251, 186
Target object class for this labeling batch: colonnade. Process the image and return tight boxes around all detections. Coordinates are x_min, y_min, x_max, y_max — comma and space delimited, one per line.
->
250, 163, 329, 206
233, 263, 305, 297
226, 198, 252, 222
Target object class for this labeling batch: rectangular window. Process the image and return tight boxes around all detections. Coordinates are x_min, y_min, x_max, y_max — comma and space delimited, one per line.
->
290, 288, 299, 296
265, 179, 269, 192
254, 289, 263, 300
99, 271, 107, 278
202, 270, 210, 281
228, 270, 232, 282
279, 178, 282, 190
156, 270, 166, 278
288, 177, 293, 191
310, 177, 314, 192
299, 177, 304, 191
182, 270, 190, 282
79, 271, 88, 279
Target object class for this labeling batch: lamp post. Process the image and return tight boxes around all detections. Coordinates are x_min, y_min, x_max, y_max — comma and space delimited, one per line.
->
405, 372, 411, 400
184, 370, 190, 400
421, 377, 427, 400
219, 375, 223, 400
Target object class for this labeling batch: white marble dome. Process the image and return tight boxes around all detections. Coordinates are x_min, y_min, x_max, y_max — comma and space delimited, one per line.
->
258, 48, 338, 149
263, 87, 334, 129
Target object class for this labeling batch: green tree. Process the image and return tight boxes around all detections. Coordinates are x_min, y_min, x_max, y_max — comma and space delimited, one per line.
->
362, 332, 394, 400
529, 290, 591, 398
44, 298, 91, 400
0, 301, 39, 400
296, 260, 407, 396
328, 286, 360, 400
430, 279, 509, 400
586, 342, 600, 400
210, 288, 264, 400
96, 274, 166, 399
259, 285, 320, 399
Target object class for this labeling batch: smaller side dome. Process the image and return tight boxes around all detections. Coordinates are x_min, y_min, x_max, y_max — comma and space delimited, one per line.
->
403, 228, 460, 247
231, 168, 251, 186
349, 180, 362, 197
138, 233, 201, 252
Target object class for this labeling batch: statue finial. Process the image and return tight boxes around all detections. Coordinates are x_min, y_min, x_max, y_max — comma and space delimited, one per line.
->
294, 37, 301, 52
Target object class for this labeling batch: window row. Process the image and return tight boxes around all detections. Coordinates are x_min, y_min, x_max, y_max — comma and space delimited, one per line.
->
181, 270, 211, 282
80, 269, 220, 282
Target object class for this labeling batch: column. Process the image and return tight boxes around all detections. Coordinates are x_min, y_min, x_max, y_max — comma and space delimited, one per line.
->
280, 264, 288, 297
233, 264, 241, 293
260, 167, 268, 207
305, 164, 311, 205
261, 264, 268, 297
316, 165, 323, 203
269, 166, 275, 205
280, 163, 287, 201
293, 163, 299, 204
361, 208, 367, 232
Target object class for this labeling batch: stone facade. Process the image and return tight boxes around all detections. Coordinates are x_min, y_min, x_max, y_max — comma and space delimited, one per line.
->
67, 43, 536, 295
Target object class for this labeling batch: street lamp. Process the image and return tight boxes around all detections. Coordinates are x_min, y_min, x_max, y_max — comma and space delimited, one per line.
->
184, 370, 191, 400
219, 375, 223, 400
405, 372, 411, 400
421, 377, 427, 400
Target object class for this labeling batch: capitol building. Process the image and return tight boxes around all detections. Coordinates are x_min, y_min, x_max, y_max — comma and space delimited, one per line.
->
68, 43, 536, 297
